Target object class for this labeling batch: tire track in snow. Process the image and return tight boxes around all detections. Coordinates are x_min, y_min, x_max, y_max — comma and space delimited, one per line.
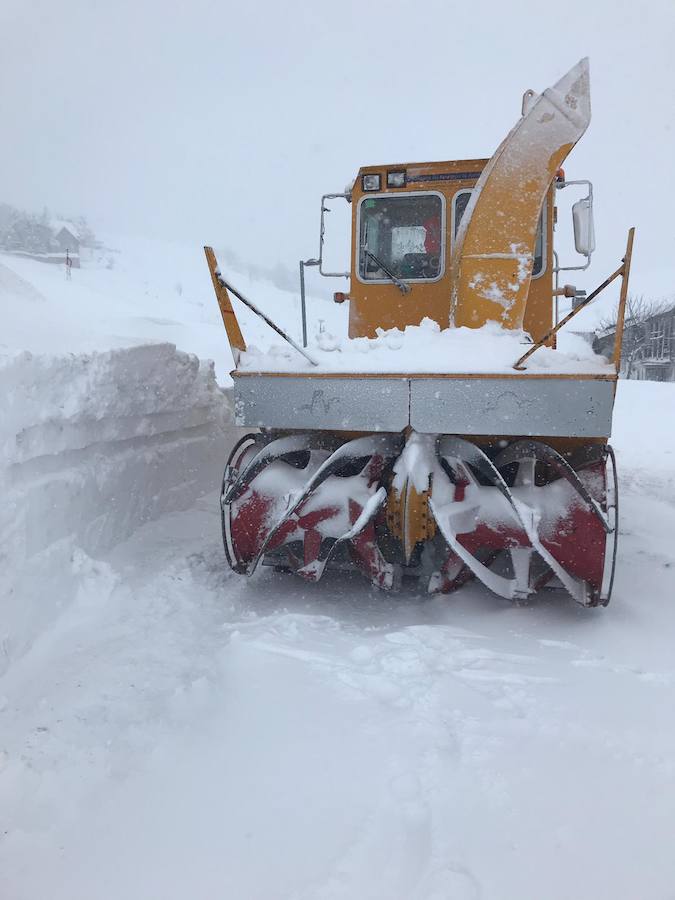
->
2, 478, 675, 898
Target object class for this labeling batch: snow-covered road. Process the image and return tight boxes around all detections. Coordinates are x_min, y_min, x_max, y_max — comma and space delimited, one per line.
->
2, 249, 675, 898
3, 460, 675, 899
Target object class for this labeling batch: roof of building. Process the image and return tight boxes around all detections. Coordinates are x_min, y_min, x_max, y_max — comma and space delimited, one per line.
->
51, 219, 80, 240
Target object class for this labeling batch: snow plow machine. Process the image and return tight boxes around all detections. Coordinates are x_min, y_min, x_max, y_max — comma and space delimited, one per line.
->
206, 58, 635, 607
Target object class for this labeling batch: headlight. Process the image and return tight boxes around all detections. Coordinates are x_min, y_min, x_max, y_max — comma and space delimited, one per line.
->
387, 171, 406, 188
361, 174, 381, 192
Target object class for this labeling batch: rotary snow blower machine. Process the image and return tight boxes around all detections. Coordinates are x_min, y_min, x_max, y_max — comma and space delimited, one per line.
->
206, 59, 634, 607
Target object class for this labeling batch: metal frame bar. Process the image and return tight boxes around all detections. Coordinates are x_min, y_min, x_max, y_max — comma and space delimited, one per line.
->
296, 190, 352, 346
613, 227, 636, 371
319, 193, 351, 278
513, 228, 635, 371
298, 259, 309, 348
216, 272, 319, 367
553, 250, 561, 324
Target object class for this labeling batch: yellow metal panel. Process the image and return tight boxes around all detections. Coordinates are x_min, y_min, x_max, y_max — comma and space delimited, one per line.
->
523, 189, 554, 343
386, 478, 435, 563
347, 162, 556, 345
204, 246, 247, 354
452, 58, 591, 331
613, 228, 636, 371
348, 159, 487, 338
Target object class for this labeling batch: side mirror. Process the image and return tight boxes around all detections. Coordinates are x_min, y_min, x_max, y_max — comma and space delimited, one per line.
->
572, 196, 596, 257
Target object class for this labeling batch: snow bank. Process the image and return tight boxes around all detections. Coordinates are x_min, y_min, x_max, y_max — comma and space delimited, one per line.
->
239, 317, 613, 375
0, 343, 232, 673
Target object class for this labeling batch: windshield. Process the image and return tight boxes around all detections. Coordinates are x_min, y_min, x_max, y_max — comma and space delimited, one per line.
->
359, 193, 443, 282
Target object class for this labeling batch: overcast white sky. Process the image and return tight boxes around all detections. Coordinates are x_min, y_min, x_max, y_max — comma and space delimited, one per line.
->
2, 0, 674, 303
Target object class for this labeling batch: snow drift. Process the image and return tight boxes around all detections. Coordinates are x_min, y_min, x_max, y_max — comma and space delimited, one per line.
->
239, 317, 612, 374
0, 342, 231, 673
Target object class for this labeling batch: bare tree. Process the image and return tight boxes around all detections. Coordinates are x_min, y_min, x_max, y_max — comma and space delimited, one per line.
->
595, 294, 674, 379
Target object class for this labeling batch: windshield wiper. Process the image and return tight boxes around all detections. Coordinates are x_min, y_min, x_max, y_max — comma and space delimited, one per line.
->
363, 249, 411, 294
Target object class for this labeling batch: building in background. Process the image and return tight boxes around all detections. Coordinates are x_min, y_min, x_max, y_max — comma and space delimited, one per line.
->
51, 221, 81, 258
0, 211, 83, 268
594, 305, 675, 382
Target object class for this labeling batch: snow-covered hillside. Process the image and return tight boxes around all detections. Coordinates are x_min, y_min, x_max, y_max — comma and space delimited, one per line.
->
1, 245, 675, 899
1, 239, 342, 383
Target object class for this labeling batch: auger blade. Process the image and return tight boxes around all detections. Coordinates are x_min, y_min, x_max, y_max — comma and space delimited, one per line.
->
222, 433, 402, 588
223, 433, 333, 505
430, 437, 535, 601
255, 434, 402, 586
495, 441, 617, 606
429, 436, 618, 607
222, 433, 329, 572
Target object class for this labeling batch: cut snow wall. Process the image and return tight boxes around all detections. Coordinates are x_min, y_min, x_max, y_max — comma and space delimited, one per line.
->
0, 343, 233, 672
